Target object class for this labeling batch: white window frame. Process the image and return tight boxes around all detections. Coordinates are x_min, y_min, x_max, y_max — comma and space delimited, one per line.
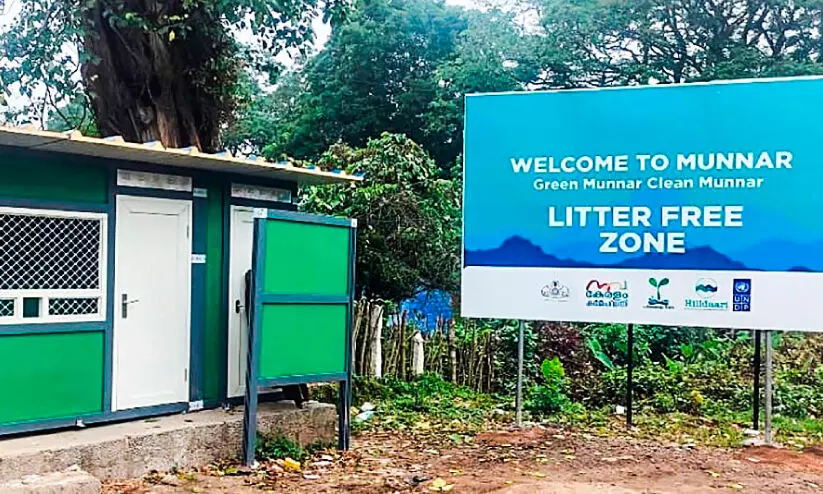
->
0, 207, 108, 325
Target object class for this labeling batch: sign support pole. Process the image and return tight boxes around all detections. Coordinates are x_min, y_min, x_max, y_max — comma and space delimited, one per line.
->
764, 330, 774, 444
752, 330, 762, 430
626, 323, 634, 428
515, 319, 524, 427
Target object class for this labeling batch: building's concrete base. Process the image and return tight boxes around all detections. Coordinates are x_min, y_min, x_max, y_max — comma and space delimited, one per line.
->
0, 466, 101, 494
0, 402, 336, 483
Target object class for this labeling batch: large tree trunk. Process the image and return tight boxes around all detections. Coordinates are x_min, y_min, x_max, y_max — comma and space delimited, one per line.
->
81, 1, 225, 151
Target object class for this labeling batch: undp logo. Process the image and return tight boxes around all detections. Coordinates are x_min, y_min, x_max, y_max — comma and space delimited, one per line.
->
733, 279, 752, 312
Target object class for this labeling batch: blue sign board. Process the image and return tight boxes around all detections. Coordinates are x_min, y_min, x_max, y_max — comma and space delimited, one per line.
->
461, 77, 823, 331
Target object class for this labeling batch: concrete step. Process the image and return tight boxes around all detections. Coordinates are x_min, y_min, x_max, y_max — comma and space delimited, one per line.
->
0, 402, 335, 482
0, 466, 101, 494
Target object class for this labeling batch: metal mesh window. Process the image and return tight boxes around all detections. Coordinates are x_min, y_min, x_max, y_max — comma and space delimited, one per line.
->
0, 214, 101, 290
48, 297, 100, 316
0, 208, 106, 324
0, 299, 14, 317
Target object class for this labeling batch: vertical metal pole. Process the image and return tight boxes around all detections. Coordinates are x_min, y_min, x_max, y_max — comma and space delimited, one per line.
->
337, 380, 348, 450
764, 330, 774, 444
515, 320, 524, 427
752, 330, 762, 430
626, 323, 634, 428
242, 217, 265, 466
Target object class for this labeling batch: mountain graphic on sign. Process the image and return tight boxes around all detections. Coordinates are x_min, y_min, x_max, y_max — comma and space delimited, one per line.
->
732, 239, 823, 271
464, 236, 592, 267
613, 246, 747, 270
465, 236, 749, 270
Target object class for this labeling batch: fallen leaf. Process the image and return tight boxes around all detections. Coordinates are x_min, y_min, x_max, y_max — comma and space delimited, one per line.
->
529, 472, 547, 478
429, 478, 455, 492
283, 458, 301, 472
728, 483, 745, 490
706, 470, 720, 478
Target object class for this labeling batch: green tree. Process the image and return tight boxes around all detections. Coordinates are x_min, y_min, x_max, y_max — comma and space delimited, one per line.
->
269, 0, 469, 165
45, 94, 99, 136
531, 0, 823, 86
423, 8, 543, 166
1, 0, 349, 151
301, 133, 460, 301
220, 72, 305, 155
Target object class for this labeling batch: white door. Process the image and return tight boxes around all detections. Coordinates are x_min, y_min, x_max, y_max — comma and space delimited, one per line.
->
113, 195, 192, 411
227, 206, 255, 397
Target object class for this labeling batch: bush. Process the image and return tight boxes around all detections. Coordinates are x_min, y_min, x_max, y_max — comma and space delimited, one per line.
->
524, 357, 575, 416
256, 433, 308, 462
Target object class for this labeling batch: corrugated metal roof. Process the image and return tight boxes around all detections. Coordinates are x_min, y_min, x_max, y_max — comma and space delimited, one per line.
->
0, 125, 361, 185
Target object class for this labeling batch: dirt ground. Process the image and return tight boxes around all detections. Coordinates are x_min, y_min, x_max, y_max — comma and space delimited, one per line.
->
104, 427, 823, 493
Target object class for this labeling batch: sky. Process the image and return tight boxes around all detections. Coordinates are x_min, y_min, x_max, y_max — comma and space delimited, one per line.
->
0, 0, 478, 122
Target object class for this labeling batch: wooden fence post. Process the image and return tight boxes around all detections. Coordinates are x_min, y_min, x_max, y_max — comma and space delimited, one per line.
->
412, 330, 425, 375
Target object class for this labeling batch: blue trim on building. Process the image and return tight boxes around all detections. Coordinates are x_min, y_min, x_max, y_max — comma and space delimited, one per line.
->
0, 403, 188, 437
188, 186, 209, 403
218, 183, 232, 405
0, 321, 107, 335
229, 198, 297, 211
104, 168, 117, 413
0, 197, 108, 213
114, 186, 194, 201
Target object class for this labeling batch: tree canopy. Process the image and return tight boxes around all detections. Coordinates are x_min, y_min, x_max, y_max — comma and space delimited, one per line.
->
1, 0, 349, 151
301, 133, 461, 302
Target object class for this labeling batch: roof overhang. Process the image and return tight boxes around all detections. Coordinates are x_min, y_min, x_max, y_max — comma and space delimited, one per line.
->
0, 126, 361, 185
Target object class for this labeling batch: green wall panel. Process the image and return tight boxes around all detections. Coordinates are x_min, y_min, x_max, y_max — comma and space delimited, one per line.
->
259, 304, 347, 380
0, 332, 104, 425
202, 183, 224, 403
0, 151, 108, 203
263, 221, 349, 296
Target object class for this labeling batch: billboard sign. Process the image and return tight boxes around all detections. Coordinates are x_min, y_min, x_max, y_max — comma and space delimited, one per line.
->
461, 77, 823, 331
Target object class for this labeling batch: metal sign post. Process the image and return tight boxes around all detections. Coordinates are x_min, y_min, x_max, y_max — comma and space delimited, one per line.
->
626, 323, 634, 428
515, 320, 524, 427
752, 330, 762, 430
764, 330, 774, 444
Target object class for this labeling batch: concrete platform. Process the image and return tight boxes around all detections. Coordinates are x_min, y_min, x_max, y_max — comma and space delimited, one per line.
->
0, 402, 336, 482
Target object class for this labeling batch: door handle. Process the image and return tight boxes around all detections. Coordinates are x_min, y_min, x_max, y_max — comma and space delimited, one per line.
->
235, 299, 244, 314
121, 294, 140, 318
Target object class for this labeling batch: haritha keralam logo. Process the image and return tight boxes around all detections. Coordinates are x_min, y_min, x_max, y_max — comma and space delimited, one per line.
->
645, 277, 673, 309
